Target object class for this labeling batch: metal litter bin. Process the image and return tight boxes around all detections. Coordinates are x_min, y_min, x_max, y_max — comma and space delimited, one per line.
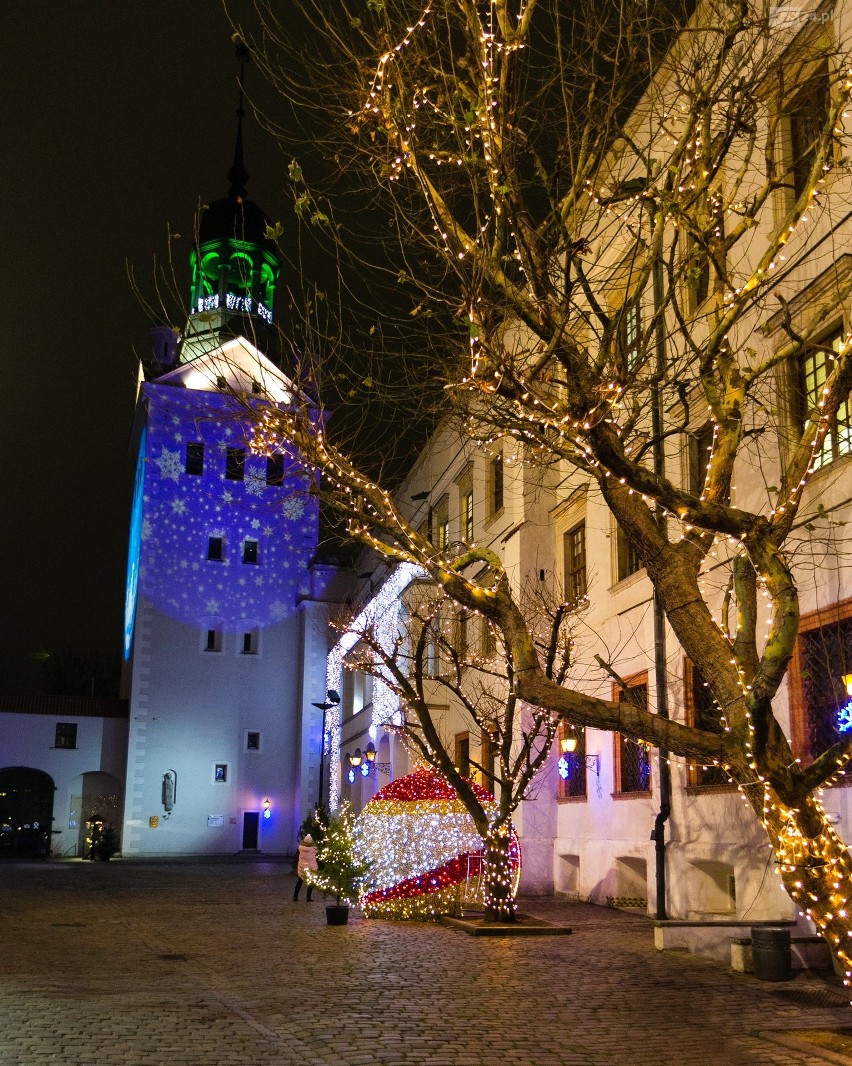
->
751, 926, 792, 981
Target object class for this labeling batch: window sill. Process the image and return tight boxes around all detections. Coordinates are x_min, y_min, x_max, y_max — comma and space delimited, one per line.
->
684, 783, 737, 796
609, 568, 646, 593
611, 790, 652, 800
557, 794, 588, 804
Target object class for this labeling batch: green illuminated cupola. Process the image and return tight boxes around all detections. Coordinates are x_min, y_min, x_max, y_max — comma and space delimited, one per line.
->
181, 67, 280, 364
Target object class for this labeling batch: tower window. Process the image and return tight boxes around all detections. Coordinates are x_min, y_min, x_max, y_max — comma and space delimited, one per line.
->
226, 447, 245, 481
246, 731, 261, 752
266, 455, 285, 486
207, 536, 224, 562
205, 628, 223, 653
243, 539, 259, 565
54, 722, 77, 750
241, 630, 259, 655
185, 442, 204, 476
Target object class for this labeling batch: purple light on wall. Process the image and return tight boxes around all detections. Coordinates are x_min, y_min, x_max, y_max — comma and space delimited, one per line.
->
134, 386, 318, 630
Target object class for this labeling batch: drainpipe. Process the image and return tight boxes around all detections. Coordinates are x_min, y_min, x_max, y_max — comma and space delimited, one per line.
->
650, 199, 672, 922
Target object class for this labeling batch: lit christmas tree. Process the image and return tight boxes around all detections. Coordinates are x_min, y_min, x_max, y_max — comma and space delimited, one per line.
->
306, 803, 371, 906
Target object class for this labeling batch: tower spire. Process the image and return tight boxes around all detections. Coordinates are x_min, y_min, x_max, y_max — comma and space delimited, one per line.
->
228, 37, 250, 199
179, 35, 280, 366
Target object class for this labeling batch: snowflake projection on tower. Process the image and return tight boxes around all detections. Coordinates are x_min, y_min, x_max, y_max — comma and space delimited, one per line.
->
355, 766, 521, 920
132, 387, 318, 632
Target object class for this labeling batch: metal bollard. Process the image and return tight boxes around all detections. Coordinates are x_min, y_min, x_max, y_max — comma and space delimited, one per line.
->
750, 926, 792, 981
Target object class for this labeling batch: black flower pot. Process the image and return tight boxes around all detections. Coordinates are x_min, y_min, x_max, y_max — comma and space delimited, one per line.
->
326, 905, 350, 926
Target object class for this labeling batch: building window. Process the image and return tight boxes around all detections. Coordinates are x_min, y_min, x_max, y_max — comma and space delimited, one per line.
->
54, 722, 77, 750
456, 610, 469, 660
563, 522, 587, 607
455, 732, 470, 777
425, 610, 443, 678
689, 422, 715, 497
243, 539, 259, 565
349, 671, 371, 715
620, 300, 642, 372
460, 485, 474, 543
557, 725, 587, 800
207, 536, 224, 562
214, 763, 228, 783
791, 600, 852, 763
788, 60, 830, 200
245, 731, 261, 752
241, 630, 258, 655
798, 331, 851, 470
490, 453, 504, 515
615, 523, 642, 583
614, 677, 652, 794
480, 616, 497, 659
185, 442, 204, 476
685, 660, 729, 788
266, 455, 284, 486
480, 730, 495, 788
433, 498, 449, 552
226, 447, 245, 481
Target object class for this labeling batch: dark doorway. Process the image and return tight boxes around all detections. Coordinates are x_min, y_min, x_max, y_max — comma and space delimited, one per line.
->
0, 767, 55, 858
242, 811, 259, 850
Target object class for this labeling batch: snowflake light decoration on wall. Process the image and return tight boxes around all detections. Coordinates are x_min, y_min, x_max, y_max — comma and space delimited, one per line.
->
282, 496, 306, 519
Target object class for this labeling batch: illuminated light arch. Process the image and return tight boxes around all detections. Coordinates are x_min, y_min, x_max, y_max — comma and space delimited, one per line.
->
326, 561, 424, 810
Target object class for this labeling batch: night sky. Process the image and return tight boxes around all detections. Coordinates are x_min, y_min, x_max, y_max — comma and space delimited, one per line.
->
1, 3, 295, 692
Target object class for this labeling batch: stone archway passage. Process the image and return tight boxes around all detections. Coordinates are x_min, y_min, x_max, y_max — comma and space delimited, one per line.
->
0, 767, 55, 859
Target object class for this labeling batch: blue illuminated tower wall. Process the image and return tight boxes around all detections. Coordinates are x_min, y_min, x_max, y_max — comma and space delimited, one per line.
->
121, 141, 334, 855
122, 351, 332, 856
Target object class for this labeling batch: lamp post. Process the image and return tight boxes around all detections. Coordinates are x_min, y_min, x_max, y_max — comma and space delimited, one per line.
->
311, 689, 340, 808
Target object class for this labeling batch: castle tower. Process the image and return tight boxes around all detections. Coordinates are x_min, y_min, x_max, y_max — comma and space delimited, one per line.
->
121, 70, 332, 857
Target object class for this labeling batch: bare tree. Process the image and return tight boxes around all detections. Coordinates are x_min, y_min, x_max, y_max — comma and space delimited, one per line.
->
230, 0, 852, 971
342, 577, 572, 920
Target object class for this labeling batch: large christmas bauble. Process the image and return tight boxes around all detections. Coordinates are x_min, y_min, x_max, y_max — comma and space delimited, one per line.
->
355, 765, 520, 919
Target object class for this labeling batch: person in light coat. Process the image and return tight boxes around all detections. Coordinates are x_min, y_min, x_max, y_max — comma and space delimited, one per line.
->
293, 834, 318, 901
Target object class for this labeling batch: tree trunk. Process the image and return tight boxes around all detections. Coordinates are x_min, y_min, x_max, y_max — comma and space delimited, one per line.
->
482, 826, 516, 922
746, 786, 852, 986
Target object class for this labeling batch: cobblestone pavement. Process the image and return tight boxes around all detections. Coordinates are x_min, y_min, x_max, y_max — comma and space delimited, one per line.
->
2, 860, 852, 1066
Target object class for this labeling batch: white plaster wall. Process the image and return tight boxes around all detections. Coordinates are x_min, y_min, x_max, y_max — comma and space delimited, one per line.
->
123, 602, 302, 856
0, 710, 127, 857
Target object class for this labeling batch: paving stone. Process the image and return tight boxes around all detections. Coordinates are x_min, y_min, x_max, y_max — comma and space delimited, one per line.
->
1, 860, 850, 1064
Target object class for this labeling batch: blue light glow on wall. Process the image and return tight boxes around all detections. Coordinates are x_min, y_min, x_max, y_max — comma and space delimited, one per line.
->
124, 428, 147, 659
134, 386, 318, 630
838, 701, 852, 733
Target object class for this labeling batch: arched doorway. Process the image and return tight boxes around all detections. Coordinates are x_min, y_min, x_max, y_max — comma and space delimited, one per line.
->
0, 767, 55, 858
68, 771, 124, 858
